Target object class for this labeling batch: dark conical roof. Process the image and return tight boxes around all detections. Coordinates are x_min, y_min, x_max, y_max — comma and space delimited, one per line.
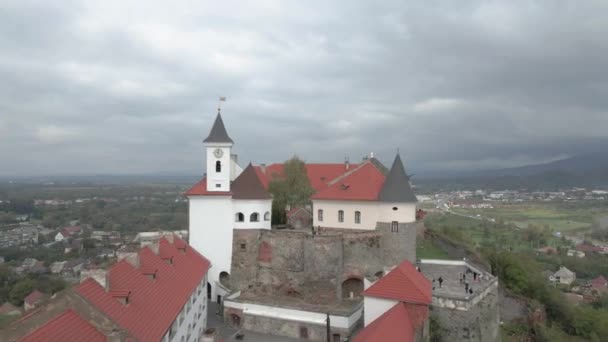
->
203, 112, 233, 143
378, 154, 417, 202
232, 163, 272, 199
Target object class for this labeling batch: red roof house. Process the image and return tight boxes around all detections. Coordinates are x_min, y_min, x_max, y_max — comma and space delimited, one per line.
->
363, 260, 432, 304
590, 275, 608, 290
20, 309, 105, 342
75, 236, 210, 341
356, 260, 432, 342
23, 290, 45, 310
353, 303, 426, 342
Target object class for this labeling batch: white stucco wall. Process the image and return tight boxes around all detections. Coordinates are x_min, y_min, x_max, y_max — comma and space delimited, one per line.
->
230, 157, 243, 181
312, 200, 379, 230
205, 143, 232, 192
377, 202, 416, 223
188, 196, 233, 302
312, 200, 417, 229
233, 199, 272, 229
363, 296, 398, 327
165, 275, 209, 342
224, 300, 363, 330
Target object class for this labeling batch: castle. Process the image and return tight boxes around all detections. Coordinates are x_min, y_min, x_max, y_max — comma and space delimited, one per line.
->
186, 111, 501, 341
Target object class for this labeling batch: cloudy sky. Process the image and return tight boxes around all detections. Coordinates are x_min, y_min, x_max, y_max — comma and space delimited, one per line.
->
1, 1, 607, 177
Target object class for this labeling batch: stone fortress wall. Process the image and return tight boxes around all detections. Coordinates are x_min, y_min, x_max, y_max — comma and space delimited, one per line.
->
230, 221, 418, 300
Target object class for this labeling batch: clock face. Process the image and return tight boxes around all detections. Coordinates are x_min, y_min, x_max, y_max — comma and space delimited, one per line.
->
213, 148, 224, 158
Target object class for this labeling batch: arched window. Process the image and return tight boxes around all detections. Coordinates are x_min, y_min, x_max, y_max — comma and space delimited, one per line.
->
216, 160, 221, 172
235, 212, 244, 222
342, 278, 364, 299
338, 210, 344, 223
354, 211, 361, 224
391, 221, 399, 232
318, 209, 323, 222
264, 211, 270, 221
250, 212, 259, 222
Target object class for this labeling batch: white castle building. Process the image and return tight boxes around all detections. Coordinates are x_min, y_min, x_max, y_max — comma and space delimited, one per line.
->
186, 112, 273, 303
186, 111, 419, 305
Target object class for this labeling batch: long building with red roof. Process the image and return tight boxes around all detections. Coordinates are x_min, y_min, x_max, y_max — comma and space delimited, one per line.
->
3, 235, 211, 342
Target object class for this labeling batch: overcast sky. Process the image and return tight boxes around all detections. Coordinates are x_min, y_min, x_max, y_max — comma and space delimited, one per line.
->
1, 1, 607, 177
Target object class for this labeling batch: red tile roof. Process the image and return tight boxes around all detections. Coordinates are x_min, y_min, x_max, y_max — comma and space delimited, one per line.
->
75, 236, 210, 341
254, 163, 358, 192
23, 290, 44, 306
20, 309, 105, 342
576, 244, 603, 253
363, 260, 432, 304
311, 163, 386, 201
232, 164, 272, 200
286, 207, 310, 218
353, 302, 425, 342
591, 275, 608, 288
185, 177, 232, 196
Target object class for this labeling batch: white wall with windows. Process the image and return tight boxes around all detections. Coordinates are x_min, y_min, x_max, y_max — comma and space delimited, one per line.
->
164, 275, 209, 342
377, 202, 416, 223
233, 199, 272, 229
312, 200, 416, 230
312, 200, 379, 230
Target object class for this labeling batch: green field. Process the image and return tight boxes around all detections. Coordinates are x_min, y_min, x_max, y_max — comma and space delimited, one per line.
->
451, 203, 603, 233
416, 238, 453, 260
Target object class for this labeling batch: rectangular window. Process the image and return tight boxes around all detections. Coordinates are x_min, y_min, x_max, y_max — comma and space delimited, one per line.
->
318, 209, 323, 222
300, 327, 309, 339
338, 210, 344, 223
355, 211, 361, 224
391, 221, 399, 232
215, 183, 221, 188
240, 243, 246, 250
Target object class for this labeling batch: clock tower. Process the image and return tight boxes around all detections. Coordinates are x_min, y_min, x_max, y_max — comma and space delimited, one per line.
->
203, 112, 233, 192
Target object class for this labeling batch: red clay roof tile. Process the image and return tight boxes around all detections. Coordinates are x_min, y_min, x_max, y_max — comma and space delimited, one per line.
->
363, 260, 432, 305
20, 309, 105, 342
75, 236, 210, 341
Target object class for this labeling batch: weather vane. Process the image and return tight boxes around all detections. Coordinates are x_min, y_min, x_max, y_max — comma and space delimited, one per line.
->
218, 96, 227, 113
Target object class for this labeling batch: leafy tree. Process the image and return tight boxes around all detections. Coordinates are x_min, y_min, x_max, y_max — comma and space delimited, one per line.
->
9, 278, 35, 306
268, 156, 315, 224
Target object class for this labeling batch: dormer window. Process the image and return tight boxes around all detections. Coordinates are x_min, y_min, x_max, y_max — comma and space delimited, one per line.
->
216, 161, 221, 173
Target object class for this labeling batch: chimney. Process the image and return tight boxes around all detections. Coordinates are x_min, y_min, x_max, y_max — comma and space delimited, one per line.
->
369, 152, 375, 159
81, 268, 109, 291
260, 163, 267, 174
344, 156, 350, 170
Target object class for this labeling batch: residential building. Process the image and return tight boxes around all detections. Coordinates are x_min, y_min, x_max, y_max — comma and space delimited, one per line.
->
2, 235, 211, 342
23, 290, 45, 311
550, 266, 576, 285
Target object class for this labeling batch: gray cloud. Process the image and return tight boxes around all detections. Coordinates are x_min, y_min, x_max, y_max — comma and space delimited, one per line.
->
1, 1, 607, 177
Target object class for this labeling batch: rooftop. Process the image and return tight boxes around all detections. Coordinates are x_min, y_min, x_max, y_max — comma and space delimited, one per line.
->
419, 260, 496, 300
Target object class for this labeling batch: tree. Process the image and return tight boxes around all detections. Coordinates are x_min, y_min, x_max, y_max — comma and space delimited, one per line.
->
268, 156, 315, 225
9, 278, 35, 306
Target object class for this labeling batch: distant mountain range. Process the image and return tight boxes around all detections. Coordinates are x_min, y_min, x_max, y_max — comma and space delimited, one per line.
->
417, 152, 608, 191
